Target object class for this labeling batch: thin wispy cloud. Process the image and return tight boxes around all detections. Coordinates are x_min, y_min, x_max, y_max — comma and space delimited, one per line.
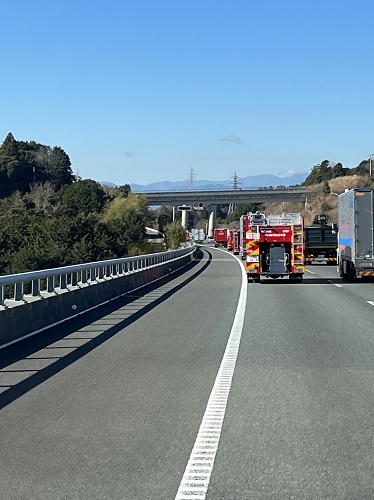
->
219, 134, 243, 144
278, 168, 308, 177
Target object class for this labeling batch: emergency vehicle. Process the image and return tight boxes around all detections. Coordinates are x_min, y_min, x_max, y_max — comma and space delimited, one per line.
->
239, 215, 248, 259
227, 230, 234, 251
245, 212, 305, 282
232, 230, 240, 255
213, 228, 229, 248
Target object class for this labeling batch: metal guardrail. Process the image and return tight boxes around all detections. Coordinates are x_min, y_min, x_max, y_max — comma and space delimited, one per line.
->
0, 247, 195, 309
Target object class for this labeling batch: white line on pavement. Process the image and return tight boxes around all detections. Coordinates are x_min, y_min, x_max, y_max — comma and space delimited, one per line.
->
175, 251, 247, 500
367, 301, 374, 307
328, 280, 343, 287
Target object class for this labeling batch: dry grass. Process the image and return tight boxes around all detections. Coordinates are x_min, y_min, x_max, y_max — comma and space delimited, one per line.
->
265, 175, 372, 226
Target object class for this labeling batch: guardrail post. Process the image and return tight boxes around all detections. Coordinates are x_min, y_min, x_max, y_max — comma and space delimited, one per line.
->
47, 276, 54, 293
32, 279, 40, 297
60, 274, 67, 289
14, 282, 23, 301
71, 272, 78, 286
81, 270, 87, 284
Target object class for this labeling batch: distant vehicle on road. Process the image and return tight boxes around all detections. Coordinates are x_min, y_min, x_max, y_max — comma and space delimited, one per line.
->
304, 214, 337, 265
214, 228, 229, 248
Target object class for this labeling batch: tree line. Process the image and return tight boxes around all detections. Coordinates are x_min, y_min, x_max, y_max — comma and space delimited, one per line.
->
302, 159, 372, 186
0, 133, 186, 275
6, 131, 368, 275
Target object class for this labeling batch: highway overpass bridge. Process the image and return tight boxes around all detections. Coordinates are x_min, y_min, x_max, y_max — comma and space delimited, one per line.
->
137, 187, 315, 206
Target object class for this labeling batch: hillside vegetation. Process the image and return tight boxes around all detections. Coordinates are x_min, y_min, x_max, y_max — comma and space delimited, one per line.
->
2, 132, 374, 272
266, 175, 374, 226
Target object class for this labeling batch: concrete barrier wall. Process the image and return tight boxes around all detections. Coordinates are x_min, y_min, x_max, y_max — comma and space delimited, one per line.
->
1, 251, 196, 348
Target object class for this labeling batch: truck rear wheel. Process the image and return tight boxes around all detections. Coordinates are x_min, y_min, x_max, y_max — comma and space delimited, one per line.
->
347, 262, 355, 282
342, 260, 355, 281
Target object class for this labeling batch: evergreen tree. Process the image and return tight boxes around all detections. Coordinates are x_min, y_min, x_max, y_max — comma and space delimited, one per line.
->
303, 160, 332, 186
0, 133, 23, 197
322, 180, 331, 194
58, 179, 107, 216
115, 184, 131, 198
0, 134, 74, 197
331, 162, 347, 178
353, 160, 369, 176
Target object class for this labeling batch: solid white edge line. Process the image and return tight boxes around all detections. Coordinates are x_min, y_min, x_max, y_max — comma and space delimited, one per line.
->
175, 249, 247, 499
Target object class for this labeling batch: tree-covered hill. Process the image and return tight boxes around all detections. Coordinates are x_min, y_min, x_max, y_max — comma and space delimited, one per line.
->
302, 159, 372, 186
0, 133, 189, 276
266, 174, 374, 226
0, 133, 74, 197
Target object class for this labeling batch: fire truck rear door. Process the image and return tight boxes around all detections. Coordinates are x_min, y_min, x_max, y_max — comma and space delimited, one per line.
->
269, 246, 287, 274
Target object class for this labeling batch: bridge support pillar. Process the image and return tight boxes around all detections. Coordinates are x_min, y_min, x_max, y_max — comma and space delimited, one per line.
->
208, 206, 216, 238
181, 210, 188, 229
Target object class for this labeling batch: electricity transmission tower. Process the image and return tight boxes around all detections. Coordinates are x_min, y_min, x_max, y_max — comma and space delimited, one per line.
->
228, 172, 241, 214
188, 168, 196, 191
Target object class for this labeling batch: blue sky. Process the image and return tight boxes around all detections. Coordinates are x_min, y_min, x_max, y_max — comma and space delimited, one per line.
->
1, 0, 374, 185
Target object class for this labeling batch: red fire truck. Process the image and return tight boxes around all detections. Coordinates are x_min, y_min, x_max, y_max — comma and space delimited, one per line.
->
227, 230, 234, 251
227, 229, 240, 253
232, 230, 240, 255
213, 228, 229, 247
239, 215, 248, 259
245, 212, 305, 283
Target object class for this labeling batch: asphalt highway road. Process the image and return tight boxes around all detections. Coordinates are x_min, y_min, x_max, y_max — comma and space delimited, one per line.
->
0, 248, 374, 499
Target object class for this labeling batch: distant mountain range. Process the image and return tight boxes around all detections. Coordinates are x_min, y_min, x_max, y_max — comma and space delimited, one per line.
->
102, 173, 308, 191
